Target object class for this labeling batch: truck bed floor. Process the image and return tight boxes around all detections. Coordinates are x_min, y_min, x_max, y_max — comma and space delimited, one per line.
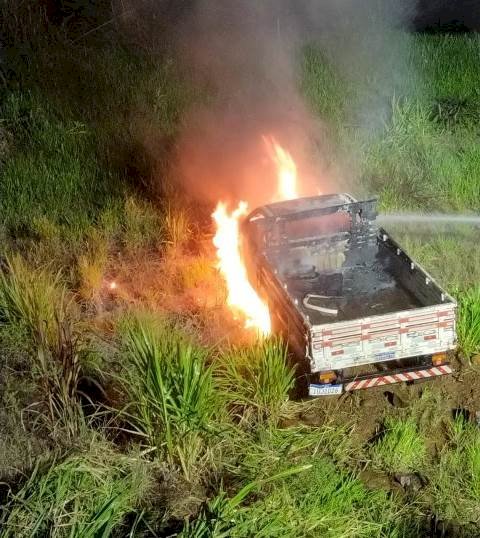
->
284, 259, 422, 324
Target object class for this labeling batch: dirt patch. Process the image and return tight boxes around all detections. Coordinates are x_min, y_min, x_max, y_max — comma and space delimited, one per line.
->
299, 356, 480, 448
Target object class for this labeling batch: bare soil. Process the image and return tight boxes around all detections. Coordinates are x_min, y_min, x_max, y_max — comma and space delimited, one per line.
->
297, 354, 480, 485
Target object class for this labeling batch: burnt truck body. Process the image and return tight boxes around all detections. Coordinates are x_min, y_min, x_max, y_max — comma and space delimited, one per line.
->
241, 194, 457, 396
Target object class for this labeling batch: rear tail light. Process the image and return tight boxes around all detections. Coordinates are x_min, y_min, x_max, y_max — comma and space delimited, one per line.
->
432, 352, 447, 366
319, 371, 337, 384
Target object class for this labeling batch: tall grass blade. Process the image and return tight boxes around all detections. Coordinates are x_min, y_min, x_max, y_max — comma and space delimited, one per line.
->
122, 318, 218, 478
457, 287, 480, 358
0, 442, 148, 538
218, 337, 295, 424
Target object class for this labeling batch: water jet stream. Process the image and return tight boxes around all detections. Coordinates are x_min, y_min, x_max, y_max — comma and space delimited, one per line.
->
377, 213, 480, 226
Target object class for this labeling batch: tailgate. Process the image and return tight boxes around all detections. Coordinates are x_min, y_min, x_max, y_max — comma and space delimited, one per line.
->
310, 303, 456, 372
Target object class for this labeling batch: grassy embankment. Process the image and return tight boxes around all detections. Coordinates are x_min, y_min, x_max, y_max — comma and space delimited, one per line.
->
1, 5, 480, 536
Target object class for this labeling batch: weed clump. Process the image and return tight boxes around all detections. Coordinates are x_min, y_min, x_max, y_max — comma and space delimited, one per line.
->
0, 440, 150, 537
123, 196, 162, 255
457, 287, 480, 359
122, 316, 219, 479
0, 256, 64, 343
219, 338, 295, 425
370, 416, 427, 475
0, 256, 86, 439
427, 416, 480, 525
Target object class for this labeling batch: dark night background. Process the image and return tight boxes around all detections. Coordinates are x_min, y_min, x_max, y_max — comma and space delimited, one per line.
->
37, 0, 480, 32
415, 0, 480, 31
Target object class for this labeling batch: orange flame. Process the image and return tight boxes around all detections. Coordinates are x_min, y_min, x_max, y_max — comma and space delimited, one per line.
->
212, 201, 271, 335
264, 135, 299, 201
212, 137, 299, 335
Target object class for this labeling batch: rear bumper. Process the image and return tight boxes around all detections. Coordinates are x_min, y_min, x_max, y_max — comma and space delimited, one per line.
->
309, 363, 453, 396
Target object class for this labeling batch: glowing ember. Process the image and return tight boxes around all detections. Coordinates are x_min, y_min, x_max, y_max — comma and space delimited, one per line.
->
212, 202, 271, 335
108, 281, 117, 290
264, 135, 299, 201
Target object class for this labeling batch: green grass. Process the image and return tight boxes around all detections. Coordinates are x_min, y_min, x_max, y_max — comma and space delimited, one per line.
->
122, 196, 163, 255
0, 92, 120, 236
0, 4, 480, 536
302, 34, 480, 214
218, 338, 295, 425
181, 423, 417, 537
457, 287, 480, 358
369, 416, 427, 475
231, 457, 418, 538
415, 35, 480, 100
427, 416, 480, 525
0, 440, 150, 537
229, 422, 355, 485
179, 465, 313, 538
121, 316, 219, 479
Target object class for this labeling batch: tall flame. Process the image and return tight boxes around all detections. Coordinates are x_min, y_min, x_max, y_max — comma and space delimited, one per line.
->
212, 202, 271, 335
212, 137, 299, 335
264, 135, 299, 201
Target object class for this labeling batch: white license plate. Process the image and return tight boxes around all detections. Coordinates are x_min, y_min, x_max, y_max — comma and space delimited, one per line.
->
309, 383, 343, 396
374, 351, 396, 361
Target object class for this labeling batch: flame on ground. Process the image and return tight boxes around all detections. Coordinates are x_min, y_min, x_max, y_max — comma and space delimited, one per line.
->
263, 135, 299, 201
212, 201, 271, 335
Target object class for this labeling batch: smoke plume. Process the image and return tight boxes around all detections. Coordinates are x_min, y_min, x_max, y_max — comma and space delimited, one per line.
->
119, 0, 418, 207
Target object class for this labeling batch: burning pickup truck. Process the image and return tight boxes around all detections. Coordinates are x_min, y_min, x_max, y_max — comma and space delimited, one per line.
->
240, 193, 457, 396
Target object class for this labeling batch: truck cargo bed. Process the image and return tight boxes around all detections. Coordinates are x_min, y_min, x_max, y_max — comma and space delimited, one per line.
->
241, 194, 457, 393
281, 256, 425, 325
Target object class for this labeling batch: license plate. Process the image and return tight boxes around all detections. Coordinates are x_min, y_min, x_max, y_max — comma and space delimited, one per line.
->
374, 351, 396, 361
309, 383, 343, 396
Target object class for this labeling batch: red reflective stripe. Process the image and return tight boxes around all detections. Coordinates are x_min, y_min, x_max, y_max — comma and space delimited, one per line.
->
345, 366, 452, 391
368, 330, 400, 338
330, 338, 362, 344
348, 380, 361, 390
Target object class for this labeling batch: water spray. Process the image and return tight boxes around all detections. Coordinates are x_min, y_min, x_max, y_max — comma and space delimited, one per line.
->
377, 213, 480, 227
